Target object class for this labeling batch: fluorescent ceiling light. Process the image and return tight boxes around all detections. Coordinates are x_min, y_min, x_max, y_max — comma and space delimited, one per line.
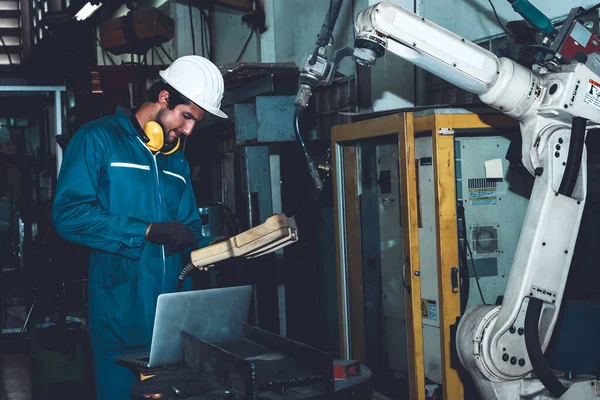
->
74, 2, 102, 21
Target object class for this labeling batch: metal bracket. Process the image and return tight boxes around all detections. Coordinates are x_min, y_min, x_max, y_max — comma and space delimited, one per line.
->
439, 128, 455, 136
451, 267, 459, 294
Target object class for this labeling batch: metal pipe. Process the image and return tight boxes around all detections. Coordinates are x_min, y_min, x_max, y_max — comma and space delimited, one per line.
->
335, 143, 351, 359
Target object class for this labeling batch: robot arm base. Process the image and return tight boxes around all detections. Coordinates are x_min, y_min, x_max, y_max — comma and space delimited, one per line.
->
466, 374, 599, 400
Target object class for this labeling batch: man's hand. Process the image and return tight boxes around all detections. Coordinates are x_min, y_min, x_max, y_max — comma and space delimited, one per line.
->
145, 222, 197, 252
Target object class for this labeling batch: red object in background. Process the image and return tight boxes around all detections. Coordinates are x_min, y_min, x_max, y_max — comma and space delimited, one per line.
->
333, 360, 361, 380
559, 22, 600, 61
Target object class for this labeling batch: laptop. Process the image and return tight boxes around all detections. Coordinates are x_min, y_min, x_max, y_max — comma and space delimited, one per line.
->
118, 285, 252, 368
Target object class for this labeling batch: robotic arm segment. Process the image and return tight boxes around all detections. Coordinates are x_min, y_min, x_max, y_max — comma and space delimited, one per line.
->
354, 2, 501, 95
354, 2, 542, 123
295, 0, 348, 109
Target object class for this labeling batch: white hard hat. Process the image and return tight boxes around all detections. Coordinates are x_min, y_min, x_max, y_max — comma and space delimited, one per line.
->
159, 55, 227, 119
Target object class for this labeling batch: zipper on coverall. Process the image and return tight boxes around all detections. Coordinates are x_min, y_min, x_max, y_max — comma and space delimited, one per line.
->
138, 137, 167, 288
151, 153, 167, 289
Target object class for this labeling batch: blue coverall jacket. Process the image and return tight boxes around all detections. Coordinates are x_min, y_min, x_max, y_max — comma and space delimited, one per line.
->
52, 107, 212, 399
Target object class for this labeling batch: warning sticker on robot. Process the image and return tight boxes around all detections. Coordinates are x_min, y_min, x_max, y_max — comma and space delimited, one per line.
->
584, 79, 600, 110
534, 85, 545, 102
469, 188, 497, 205
421, 299, 438, 321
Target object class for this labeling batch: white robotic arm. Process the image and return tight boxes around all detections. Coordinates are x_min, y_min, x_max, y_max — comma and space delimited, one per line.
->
353, 2, 600, 399
354, 2, 502, 95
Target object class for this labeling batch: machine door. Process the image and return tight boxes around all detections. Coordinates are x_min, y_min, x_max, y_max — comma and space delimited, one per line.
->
331, 113, 425, 399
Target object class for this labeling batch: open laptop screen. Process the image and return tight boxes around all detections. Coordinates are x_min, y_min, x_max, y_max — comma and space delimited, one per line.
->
148, 285, 252, 367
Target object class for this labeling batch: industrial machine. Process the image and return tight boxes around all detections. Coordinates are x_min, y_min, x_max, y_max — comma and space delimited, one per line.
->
296, 0, 600, 399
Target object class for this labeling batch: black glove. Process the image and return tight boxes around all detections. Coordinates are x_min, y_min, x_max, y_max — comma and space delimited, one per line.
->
145, 222, 197, 253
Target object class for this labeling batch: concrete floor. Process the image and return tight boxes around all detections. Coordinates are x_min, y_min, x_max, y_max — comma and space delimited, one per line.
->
0, 353, 31, 400
2, 279, 32, 400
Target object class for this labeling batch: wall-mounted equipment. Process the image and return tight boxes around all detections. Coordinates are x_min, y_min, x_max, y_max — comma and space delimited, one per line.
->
99, 7, 175, 55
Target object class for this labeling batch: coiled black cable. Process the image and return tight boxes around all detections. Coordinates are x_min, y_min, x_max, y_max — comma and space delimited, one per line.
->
176, 262, 195, 292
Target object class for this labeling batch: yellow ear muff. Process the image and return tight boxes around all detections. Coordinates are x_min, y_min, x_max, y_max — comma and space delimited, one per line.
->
142, 121, 181, 154
162, 137, 180, 155
143, 121, 164, 152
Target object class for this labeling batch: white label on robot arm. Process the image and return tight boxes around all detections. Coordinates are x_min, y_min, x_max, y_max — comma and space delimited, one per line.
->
583, 78, 600, 111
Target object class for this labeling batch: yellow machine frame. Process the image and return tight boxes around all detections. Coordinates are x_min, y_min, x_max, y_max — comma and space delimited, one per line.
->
331, 110, 518, 400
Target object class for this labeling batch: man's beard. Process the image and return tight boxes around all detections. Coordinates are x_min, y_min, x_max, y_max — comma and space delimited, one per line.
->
165, 132, 177, 144
156, 109, 172, 143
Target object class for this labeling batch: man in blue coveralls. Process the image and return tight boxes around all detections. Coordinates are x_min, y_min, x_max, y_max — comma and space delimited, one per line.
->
52, 55, 228, 399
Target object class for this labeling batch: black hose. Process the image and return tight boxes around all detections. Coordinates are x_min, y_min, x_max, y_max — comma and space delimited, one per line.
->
459, 244, 470, 314
558, 117, 587, 197
176, 236, 230, 291
188, 0, 195, 55
527, 45, 558, 56
235, 27, 255, 63
308, 46, 321, 66
315, 0, 344, 48
294, 106, 323, 191
197, 201, 237, 235
466, 234, 486, 305
457, 203, 470, 314
524, 297, 567, 398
